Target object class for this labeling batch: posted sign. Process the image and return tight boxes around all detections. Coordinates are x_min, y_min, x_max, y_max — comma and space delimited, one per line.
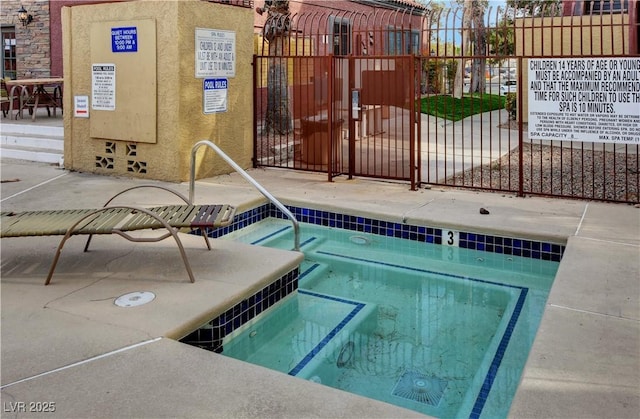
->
195, 28, 236, 78
111, 26, 138, 52
203, 78, 228, 114
91, 64, 116, 111
528, 58, 639, 144
74, 95, 89, 118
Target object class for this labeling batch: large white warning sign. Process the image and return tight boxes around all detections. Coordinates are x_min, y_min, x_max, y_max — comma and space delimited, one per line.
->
528, 58, 639, 144
195, 28, 236, 78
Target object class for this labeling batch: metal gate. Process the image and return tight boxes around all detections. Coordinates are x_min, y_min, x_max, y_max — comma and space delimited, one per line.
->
253, 6, 426, 190
253, 54, 421, 189
345, 56, 420, 185
253, 3, 639, 203
254, 54, 341, 176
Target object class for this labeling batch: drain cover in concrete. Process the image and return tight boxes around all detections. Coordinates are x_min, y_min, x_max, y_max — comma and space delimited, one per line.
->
114, 291, 155, 307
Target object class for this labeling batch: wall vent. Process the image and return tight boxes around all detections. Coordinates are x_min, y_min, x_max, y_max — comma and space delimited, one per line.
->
105, 142, 116, 154
95, 156, 114, 169
127, 160, 147, 174
126, 143, 137, 157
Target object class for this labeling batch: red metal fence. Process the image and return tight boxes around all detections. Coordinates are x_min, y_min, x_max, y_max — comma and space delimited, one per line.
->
206, 0, 254, 8
253, 3, 639, 203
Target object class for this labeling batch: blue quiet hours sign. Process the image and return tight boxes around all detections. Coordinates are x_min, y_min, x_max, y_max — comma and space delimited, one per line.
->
111, 27, 138, 52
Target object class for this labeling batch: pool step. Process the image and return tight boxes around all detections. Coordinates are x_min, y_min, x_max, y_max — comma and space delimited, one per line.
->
221, 221, 327, 252
292, 293, 378, 379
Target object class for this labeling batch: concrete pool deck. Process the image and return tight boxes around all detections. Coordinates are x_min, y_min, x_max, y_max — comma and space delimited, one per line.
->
1, 158, 638, 418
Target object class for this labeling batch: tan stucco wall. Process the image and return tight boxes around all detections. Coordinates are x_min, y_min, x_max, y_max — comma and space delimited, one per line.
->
62, 0, 254, 182
515, 14, 630, 121
515, 14, 630, 57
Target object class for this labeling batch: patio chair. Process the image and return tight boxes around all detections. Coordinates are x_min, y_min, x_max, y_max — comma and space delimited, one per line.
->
0, 185, 236, 285
1, 79, 10, 117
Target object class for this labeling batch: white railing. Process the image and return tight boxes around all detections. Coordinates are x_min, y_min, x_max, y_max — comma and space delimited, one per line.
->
189, 140, 300, 251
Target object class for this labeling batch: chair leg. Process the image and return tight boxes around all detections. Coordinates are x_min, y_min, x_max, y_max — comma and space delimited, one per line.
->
84, 234, 94, 252
54, 85, 63, 114
45, 234, 72, 285
200, 228, 212, 250
31, 93, 39, 121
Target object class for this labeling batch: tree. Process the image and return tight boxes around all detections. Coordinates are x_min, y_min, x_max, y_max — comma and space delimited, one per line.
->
485, 1, 559, 66
257, 0, 292, 134
453, 0, 488, 98
505, 0, 562, 17
468, 0, 488, 94
486, 10, 514, 66
452, 5, 471, 98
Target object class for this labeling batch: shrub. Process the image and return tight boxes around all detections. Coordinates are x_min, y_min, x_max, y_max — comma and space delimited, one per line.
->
504, 93, 517, 120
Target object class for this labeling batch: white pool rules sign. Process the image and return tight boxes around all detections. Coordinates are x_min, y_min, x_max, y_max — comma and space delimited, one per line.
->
195, 28, 235, 78
203, 78, 228, 114
528, 58, 639, 144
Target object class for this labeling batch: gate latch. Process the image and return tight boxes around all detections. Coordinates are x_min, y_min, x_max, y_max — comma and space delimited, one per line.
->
351, 89, 361, 120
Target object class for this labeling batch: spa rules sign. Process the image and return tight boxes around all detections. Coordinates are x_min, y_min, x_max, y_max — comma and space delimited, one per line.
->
195, 28, 236, 78
528, 57, 639, 144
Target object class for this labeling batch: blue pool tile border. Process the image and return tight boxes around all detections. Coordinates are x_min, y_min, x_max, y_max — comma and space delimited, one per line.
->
203, 203, 565, 262
179, 267, 299, 352
470, 289, 528, 419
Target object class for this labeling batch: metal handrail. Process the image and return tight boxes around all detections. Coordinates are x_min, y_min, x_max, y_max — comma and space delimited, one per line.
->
189, 140, 300, 251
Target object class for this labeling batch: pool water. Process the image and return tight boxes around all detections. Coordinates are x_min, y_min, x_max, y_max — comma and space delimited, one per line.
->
217, 219, 559, 418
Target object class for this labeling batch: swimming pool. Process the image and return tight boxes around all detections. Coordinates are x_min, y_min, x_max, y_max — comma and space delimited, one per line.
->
181, 205, 562, 418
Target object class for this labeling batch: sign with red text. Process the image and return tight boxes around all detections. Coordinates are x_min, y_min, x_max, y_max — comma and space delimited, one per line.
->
74, 95, 89, 118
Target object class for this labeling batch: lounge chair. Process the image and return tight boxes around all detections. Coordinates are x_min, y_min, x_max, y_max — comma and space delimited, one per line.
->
0, 185, 236, 285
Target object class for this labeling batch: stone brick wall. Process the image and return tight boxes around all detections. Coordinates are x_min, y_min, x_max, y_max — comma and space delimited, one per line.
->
1, 0, 51, 78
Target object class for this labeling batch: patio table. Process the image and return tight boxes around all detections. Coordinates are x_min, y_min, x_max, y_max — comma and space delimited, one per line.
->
6, 77, 63, 121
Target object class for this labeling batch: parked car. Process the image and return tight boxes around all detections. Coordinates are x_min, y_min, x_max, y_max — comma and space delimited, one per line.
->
500, 80, 517, 95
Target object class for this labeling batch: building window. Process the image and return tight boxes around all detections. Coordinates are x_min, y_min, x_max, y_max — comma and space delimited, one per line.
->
585, 0, 629, 13
386, 28, 420, 55
331, 17, 351, 56
2, 27, 16, 80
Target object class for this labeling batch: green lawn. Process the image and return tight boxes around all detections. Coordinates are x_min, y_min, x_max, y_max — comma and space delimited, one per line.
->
420, 93, 506, 122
